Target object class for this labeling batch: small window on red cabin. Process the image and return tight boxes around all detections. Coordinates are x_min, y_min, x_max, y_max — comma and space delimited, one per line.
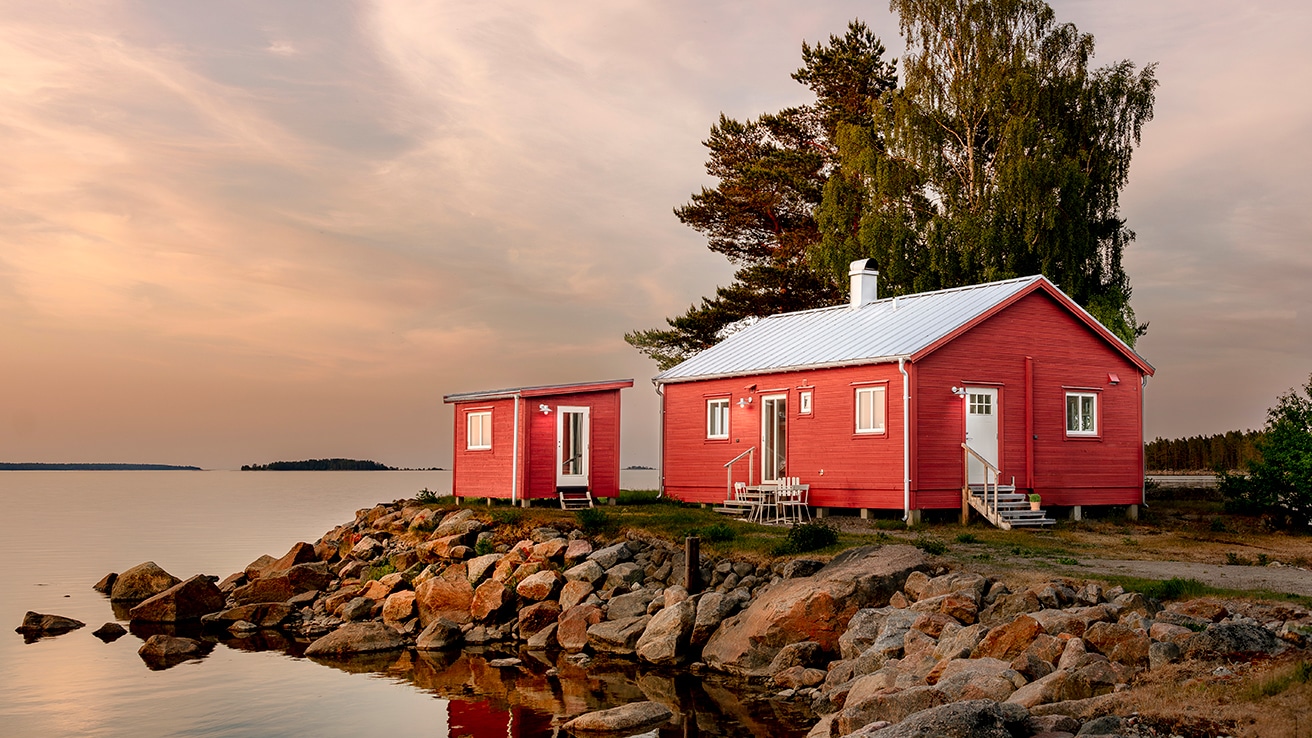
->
799, 391, 812, 415
1065, 393, 1097, 436
706, 398, 730, 439
855, 386, 886, 434
467, 411, 492, 450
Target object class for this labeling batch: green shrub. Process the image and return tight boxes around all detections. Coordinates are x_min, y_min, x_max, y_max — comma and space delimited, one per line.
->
686, 522, 737, 543
618, 489, 662, 505
474, 538, 494, 556
1247, 661, 1312, 699
576, 507, 610, 534
1141, 577, 1211, 601
873, 519, 905, 530
1056, 556, 1080, 566
771, 521, 839, 555
415, 487, 442, 504
1209, 516, 1228, 532
361, 563, 396, 581
1220, 374, 1312, 528
489, 507, 524, 526
1225, 552, 1253, 566
955, 533, 979, 544
913, 536, 948, 555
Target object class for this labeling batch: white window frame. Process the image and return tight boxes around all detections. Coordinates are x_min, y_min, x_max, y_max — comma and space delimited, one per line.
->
1065, 392, 1098, 436
466, 410, 492, 450
706, 398, 730, 439
799, 390, 813, 415
855, 386, 886, 434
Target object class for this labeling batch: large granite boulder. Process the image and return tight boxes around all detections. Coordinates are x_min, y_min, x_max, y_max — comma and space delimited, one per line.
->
110, 561, 181, 602
973, 614, 1043, 661
702, 545, 929, 676
860, 699, 1030, 738
588, 615, 651, 655
517, 601, 562, 639
562, 701, 673, 734
470, 579, 515, 621
304, 621, 407, 657
516, 570, 561, 601
128, 575, 226, 622
415, 565, 474, 626
557, 604, 604, 652
1083, 621, 1150, 666
231, 563, 331, 605
416, 618, 463, 650
212, 603, 293, 629
15, 612, 85, 637
138, 635, 207, 670
1184, 622, 1283, 659
636, 599, 696, 666
245, 542, 317, 581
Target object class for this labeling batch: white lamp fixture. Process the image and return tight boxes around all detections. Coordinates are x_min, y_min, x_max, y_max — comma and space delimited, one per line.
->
737, 397, 753, 408
951, 386, 967, 397
539, 403, 551, 415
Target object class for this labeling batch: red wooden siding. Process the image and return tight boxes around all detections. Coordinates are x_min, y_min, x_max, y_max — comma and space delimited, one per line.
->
450, 398, 519, 499
524, 390, 623, 500
449, 388, 624, 500
913, 290, 1143, 508
662, 364, 907, 507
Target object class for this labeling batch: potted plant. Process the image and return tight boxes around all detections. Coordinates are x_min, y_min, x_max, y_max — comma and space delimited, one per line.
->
1028, 493, 1042, 511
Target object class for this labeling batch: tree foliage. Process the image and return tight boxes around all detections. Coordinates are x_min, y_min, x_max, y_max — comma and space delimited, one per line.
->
628, 1, 1157, 369
1220, 376, 1312, 528
813, 0, 1157, 344
626, 22, 896, 370
1144, 431, 1264, 473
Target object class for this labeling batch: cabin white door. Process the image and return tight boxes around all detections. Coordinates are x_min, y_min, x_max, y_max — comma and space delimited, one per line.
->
965, 387, 999, 485
760, 395, 787, 483
556, 406, 590, 488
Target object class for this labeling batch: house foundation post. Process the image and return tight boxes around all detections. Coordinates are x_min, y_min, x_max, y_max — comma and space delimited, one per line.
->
860, 508, 871, 520
1126, 504, 1139, 521
961, 488, 969, 526
607, 497, 616, 506
814, 507, 829, 518
520, 498, 530, 509
1071, 505, 1083, 522
906, 509, 922, 527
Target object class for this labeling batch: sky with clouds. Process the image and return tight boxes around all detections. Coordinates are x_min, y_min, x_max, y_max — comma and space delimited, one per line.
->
2, 1, 1309, 469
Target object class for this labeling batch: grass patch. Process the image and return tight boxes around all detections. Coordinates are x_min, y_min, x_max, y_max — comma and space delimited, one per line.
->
1056, 556, 1081, 566
361, 563, 396, 581
1225, 551, 1253, 566
618, 489, 665, 505
955, 533, 979, 544
913, 536, 948, 555
772, 521, 840, 555
488, 507, 525, 527
686, 522, 738, 543
1246, 661, 1312, 699
575, 507, 610, 534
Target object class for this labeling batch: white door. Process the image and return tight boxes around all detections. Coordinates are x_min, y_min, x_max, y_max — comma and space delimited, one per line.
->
760, 395, 787, 483
556, 406, 589, 487
965, 387, 999, 485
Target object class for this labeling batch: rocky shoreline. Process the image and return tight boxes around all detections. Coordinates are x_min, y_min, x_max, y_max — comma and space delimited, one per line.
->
20, 496, 1312, 737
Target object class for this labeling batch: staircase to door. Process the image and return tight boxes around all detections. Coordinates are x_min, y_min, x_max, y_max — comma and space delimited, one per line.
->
961, 387, 1053, 529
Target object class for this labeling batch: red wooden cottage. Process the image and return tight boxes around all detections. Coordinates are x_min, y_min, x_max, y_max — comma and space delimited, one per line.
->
653, 261, 1155, 528
443, 379, 633, 507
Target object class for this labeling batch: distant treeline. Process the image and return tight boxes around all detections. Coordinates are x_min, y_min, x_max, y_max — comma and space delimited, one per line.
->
0, 462, 201, 471
1144, 431, 1264, 473
241, 458, 394, 471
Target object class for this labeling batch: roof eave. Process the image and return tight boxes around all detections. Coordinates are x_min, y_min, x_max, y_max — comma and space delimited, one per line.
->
653, 355, 913, 385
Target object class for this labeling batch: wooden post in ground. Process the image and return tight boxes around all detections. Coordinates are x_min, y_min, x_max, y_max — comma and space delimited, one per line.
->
685, 536, 701, 594
961, 487, 969, 526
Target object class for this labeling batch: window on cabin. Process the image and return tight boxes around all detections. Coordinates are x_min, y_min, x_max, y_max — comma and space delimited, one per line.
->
855, 386, 886, 434
1066, 393, 1097, 436
467, 411, 492, 450
799, 390, 812, 415
707, 398, 730, 439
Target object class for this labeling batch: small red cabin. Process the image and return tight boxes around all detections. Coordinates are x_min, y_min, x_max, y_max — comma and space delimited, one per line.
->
444, 379, 633, 506
654, 263, 1155, 527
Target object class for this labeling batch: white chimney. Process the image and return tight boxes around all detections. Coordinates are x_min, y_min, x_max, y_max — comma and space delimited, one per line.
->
849, 259, 879, 308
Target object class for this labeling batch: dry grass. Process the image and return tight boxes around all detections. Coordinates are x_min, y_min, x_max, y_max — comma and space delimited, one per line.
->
1093, 654, 1312, 738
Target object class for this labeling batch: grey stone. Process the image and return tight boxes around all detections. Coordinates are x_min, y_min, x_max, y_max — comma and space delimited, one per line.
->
607, 590, 657, 620
1148, 640, 1181, 669
564, 560, 606, 586
588, 543, 632, 570
304, 621, 406, 657
636, 600, 696, 665
605, 562, 644, 590
860, 699, 1030, 738
562, 701, 673, 734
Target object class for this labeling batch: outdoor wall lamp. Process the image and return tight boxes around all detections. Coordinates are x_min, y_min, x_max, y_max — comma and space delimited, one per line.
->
539, 404, 552, 414
951, 386, 967, 397
737, 397, 753, 408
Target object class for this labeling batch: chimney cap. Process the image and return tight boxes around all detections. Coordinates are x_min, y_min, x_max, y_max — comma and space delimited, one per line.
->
849, 258, 879, 276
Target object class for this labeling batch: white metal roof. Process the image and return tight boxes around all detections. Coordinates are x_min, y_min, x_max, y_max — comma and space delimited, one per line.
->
655, 275, 1140, 383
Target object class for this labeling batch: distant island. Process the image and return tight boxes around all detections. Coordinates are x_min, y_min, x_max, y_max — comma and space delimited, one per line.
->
624, 465, 656, 470
0, 462, 201, 471
241, 458, 395, 471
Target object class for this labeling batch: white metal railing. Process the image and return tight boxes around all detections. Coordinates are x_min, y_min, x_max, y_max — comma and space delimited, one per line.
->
724, 446, 756, 500
962, 442, 1003, 521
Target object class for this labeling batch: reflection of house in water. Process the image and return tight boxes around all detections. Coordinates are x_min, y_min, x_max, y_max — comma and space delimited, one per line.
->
447, 699, 554, 738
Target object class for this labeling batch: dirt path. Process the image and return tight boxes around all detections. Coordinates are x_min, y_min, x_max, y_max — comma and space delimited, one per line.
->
1055, 557, 1312, 597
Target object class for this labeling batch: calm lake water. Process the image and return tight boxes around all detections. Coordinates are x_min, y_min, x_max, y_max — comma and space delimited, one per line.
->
0, 470, 804, 738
